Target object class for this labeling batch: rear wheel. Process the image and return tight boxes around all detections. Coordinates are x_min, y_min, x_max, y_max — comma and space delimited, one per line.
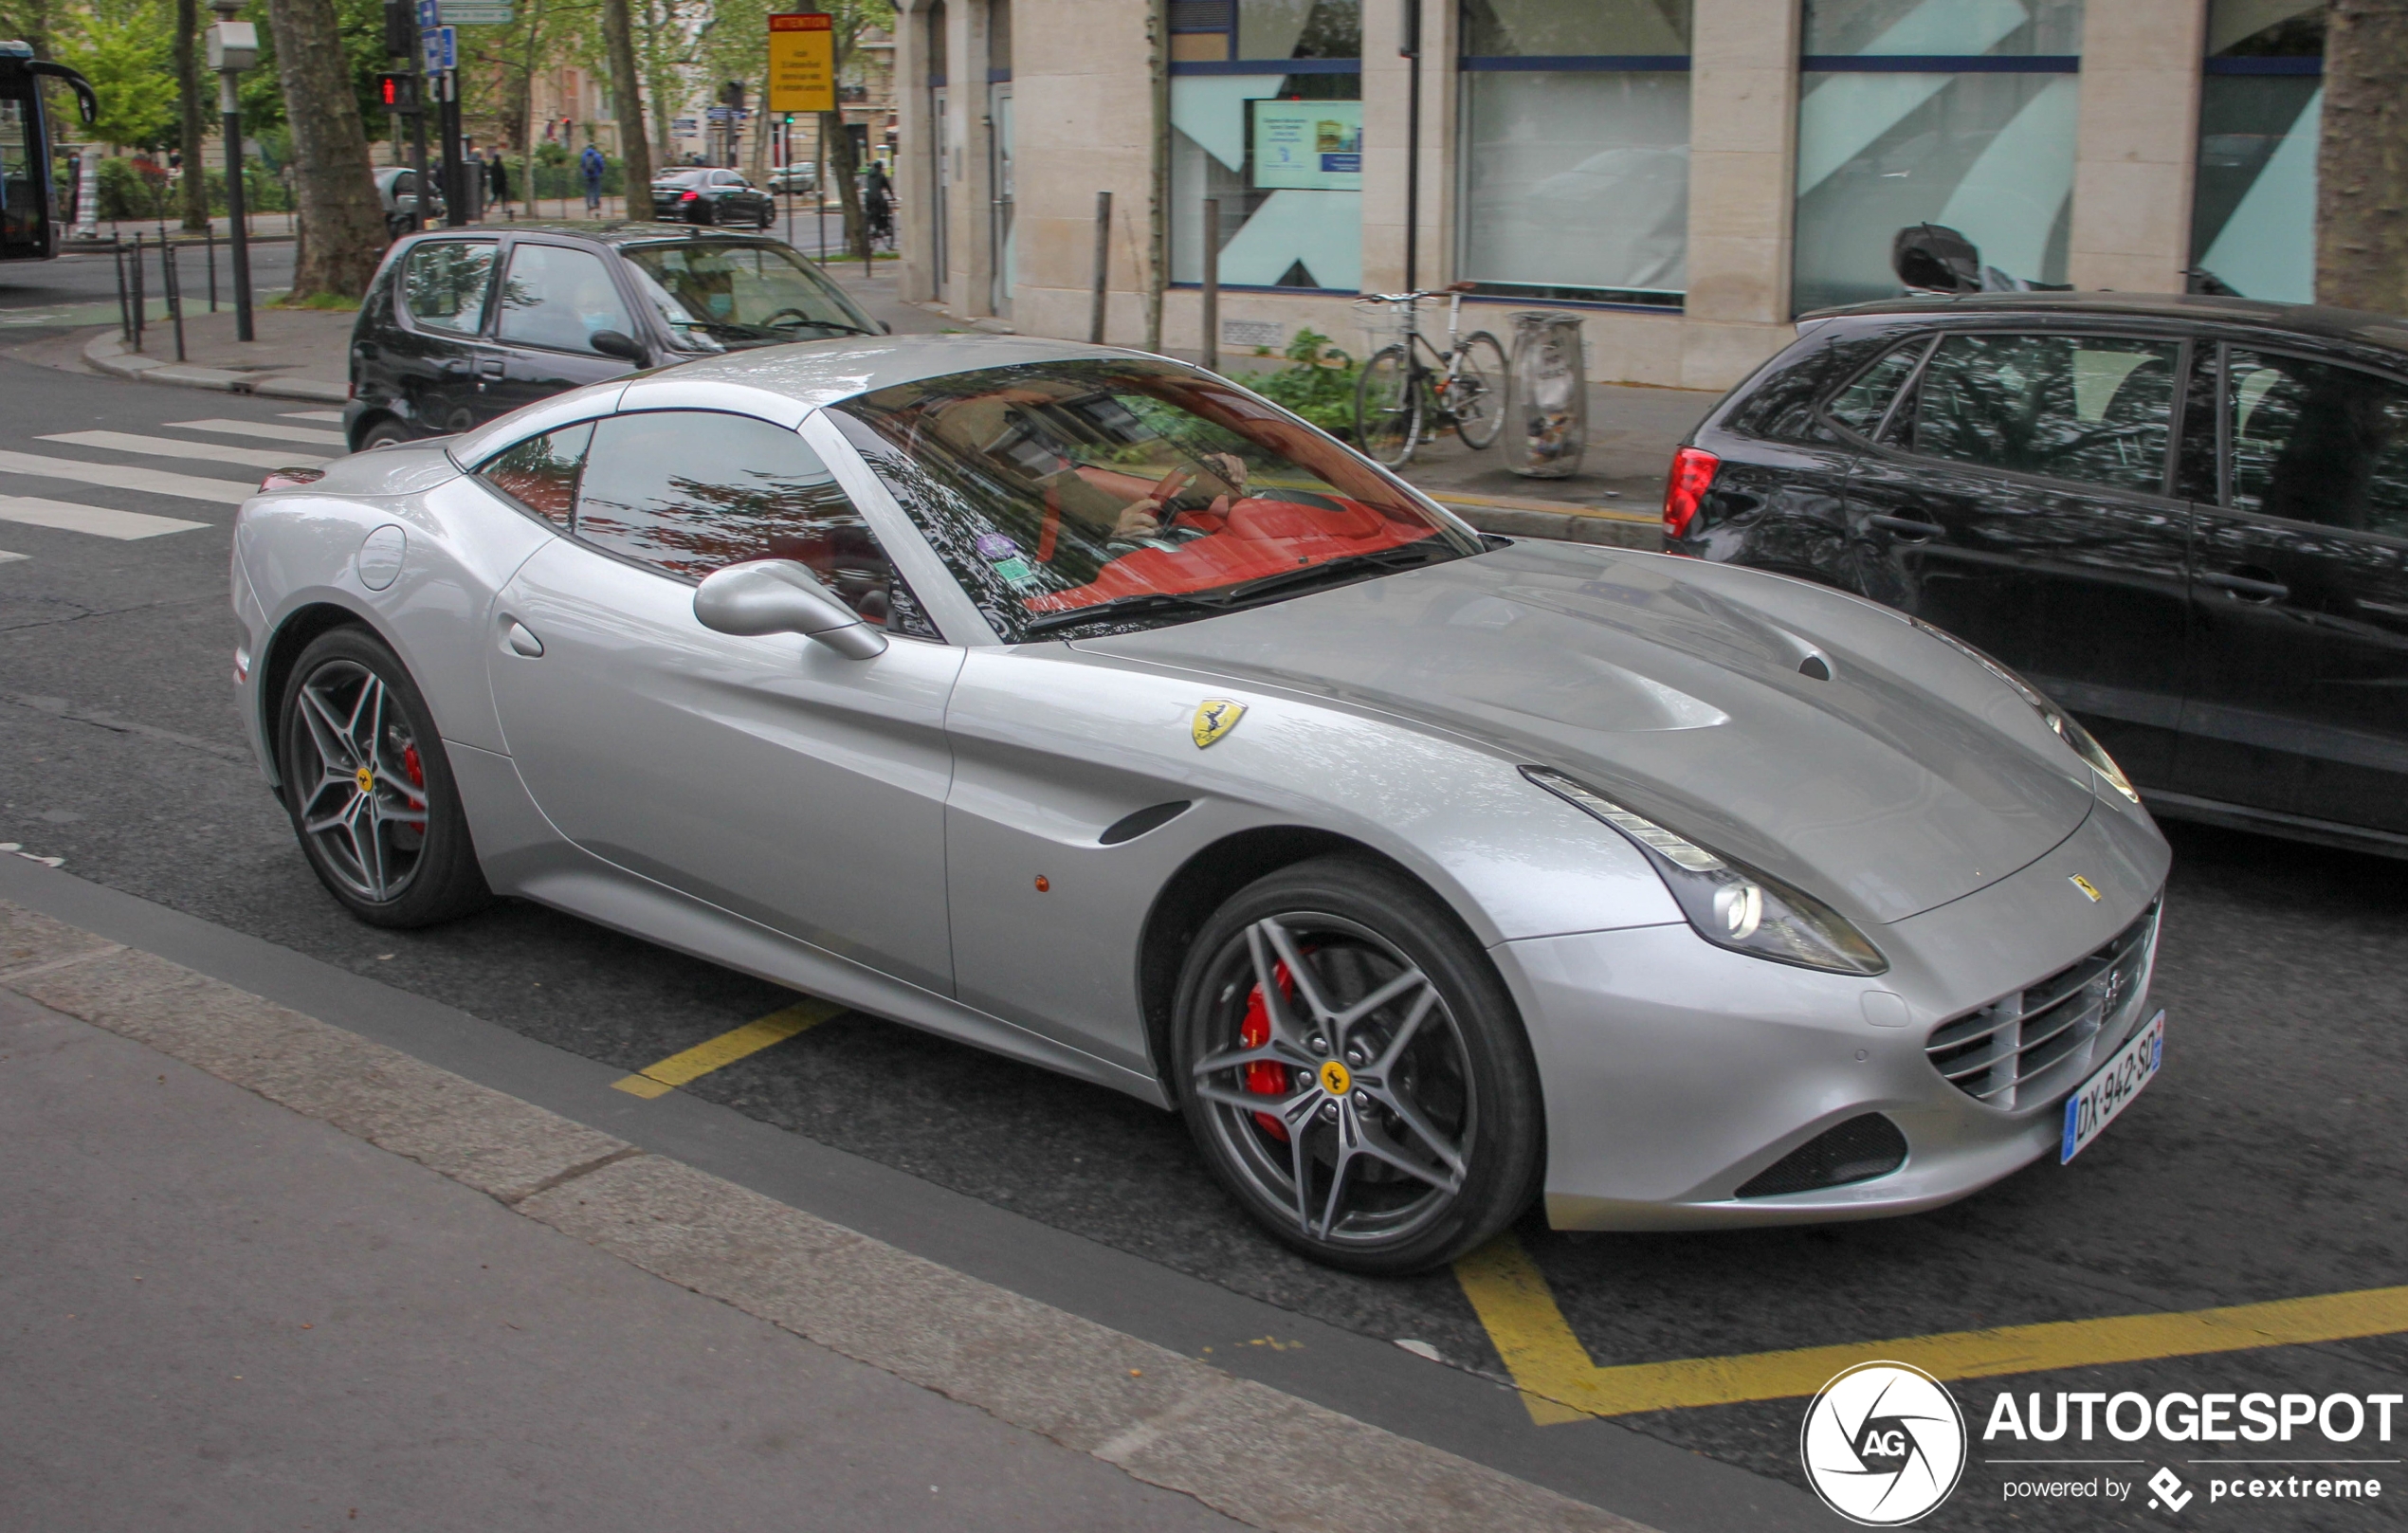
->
1445, 330, 1508, 450
1172, 857, 1544, 1274
1354, 345, 1422, 467
278, 627, 490, 928
357, 418, 410, 450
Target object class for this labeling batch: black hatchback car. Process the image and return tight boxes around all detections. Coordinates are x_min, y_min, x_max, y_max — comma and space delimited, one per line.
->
345, 225, 882, 450
1669, 294, 2408, 857
649, 168, 777, 227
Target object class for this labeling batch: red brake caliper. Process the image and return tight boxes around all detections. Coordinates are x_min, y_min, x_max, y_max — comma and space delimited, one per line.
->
400, 742, 427, 807
1239, 960, 1297, 1141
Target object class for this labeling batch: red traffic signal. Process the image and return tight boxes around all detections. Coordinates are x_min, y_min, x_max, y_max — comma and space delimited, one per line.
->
375, 71, 421, 112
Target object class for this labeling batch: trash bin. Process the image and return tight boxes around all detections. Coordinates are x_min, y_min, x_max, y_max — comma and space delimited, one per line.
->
1505, 311, 1588, 479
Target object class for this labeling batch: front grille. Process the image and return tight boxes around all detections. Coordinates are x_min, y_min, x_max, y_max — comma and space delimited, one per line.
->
1925, 900, 2160, 1110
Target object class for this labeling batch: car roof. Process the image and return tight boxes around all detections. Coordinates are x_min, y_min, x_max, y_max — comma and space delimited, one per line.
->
1803, 291, 2408, 355
389, 222, 776, 250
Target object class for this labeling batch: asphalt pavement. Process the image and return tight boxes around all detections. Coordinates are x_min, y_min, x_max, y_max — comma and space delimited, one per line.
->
0, 337, 2401, 1532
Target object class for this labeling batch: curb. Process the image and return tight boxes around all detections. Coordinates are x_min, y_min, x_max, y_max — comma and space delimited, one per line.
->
0, 896, 1657, 1533
82, 326, 350, 404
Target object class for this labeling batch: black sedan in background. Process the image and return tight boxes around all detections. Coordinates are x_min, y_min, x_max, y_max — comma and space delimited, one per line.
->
1668, 293, 2408, 858
345, 225, 883, 449
650, 168, 776, 227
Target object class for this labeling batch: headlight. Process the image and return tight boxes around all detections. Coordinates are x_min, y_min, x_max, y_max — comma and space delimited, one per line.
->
1523, 768, 1888, 976
1906, 617, 2142, 804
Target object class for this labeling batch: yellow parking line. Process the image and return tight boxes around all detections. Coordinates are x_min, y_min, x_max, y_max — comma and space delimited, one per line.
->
1455, 1234, 2408, 1424
611, 999, 845, 1099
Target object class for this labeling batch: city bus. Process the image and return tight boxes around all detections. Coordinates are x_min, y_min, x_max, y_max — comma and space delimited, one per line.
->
1, 40, 99, 262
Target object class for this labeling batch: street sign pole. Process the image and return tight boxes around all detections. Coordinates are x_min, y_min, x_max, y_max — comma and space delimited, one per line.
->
207, 0, 256, 342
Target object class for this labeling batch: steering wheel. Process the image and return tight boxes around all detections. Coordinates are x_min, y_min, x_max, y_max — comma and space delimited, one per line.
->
1150, 466, 1194, 505
761, 308, 819, 330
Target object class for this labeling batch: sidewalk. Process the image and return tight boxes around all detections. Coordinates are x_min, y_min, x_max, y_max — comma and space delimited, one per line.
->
0, 894, 1648, 1533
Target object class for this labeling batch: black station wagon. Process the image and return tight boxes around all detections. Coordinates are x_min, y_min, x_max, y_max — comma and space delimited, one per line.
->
1667, 294, 2408, 858
345, 225, 883, 451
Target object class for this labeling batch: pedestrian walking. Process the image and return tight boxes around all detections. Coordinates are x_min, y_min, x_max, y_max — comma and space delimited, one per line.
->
489, 155, 510, 213
580, 143, 606, 215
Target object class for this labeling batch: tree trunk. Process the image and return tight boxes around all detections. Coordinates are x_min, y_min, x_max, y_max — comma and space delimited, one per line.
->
2318, 0, 2408, 312
266, 0, 388, 297
602, 0, 650, 207
820, 110, 866, 258
174, 0, 209, 230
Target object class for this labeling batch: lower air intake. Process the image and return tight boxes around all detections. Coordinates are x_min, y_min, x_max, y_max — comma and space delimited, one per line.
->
1735, 1114, 1908, 1198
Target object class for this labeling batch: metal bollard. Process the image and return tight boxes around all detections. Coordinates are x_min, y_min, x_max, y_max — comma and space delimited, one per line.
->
130, 232, 146, 351
1088, 191, 1112, 344
113, 236, 131, 342
1199, 199, 1220, 374
208, 225, 218, 313
165, 239, 187, 362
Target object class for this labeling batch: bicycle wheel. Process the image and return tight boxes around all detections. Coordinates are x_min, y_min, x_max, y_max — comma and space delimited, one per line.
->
1445, 331, 1509, 450
1355, 345, 1422, 466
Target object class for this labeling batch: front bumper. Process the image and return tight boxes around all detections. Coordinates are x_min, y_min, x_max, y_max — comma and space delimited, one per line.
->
1505, 792, 2168, 1231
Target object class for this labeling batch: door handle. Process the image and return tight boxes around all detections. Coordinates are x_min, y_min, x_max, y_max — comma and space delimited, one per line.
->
504, 620, 545, 657
477, 356, 505, 378
2198, 570, 2289, 603
438, 357, 473, 377
1869, 514, 1944, 541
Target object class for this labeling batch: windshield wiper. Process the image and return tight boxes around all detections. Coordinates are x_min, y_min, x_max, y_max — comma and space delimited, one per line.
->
1210, 541, 1455, 607
1018, 591, 1231, 638
765, 317, 877, 338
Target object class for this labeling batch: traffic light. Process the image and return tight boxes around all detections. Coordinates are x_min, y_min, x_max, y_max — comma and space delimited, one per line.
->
375, 71, 421, 112
721, 81, 746, 112
382, 0, 414, 59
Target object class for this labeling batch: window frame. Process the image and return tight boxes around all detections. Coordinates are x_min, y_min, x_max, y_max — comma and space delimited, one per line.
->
2206, 338, 2408, 549
1817, 332, 1938, 446
392, 236, 503, 341
1860, 323, 2194, 503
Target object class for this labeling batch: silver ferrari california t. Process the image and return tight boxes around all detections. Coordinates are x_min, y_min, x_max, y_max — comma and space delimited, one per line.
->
230, 336, 2170, 1273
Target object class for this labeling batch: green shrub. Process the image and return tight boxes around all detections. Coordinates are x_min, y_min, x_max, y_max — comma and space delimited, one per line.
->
1243, 326, 1359, 437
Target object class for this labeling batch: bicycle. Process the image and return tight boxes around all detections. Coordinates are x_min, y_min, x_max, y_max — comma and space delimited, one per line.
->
1351, 282, 1508, 467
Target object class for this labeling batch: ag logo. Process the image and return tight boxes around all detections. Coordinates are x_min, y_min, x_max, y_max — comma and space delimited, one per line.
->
1800, 1361, 1966, 1526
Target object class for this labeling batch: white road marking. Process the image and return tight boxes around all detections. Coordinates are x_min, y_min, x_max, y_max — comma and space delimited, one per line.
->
163, 417, 349, 447
0, 496, 210, 538
0, 450, 252, 504
0, 550, 27, 564
282, 410, 345, 422
38, 430, 330, 470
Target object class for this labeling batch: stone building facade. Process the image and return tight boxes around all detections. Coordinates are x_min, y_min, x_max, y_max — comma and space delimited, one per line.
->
893, 0, 2325, 390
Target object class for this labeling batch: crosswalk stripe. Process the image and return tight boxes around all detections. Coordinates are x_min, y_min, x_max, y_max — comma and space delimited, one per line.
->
0, 450, 251, 504
282, 410, 345, 423
0, 496, 210, 539
38, 430, 331, 471
0, 550, 27, 565
164, 417, 350, 447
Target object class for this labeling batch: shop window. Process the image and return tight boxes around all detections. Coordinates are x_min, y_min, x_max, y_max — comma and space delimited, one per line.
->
1792, 0, 2085, 316
2191, 0, 2322, 302
1457, 0, 1692, 309
1170, 1, 1362, 291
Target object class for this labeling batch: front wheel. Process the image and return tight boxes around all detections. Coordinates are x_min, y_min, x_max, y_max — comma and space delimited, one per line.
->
1354, 345, 1422, 467
1172, 856, 1544, 1274
278, 627, 490, 928
1445, 331, 1509, 450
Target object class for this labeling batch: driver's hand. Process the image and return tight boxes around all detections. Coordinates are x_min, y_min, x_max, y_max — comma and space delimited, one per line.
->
1204, 452, 1249, 493
1112, 499, 1164, 540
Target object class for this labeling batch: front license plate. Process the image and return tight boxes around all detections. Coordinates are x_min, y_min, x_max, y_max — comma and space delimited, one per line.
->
2061, 1010, 2164, 1163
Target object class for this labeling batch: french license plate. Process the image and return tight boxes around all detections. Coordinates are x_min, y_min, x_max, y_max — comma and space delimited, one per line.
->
2061, 1010, 2164, 1163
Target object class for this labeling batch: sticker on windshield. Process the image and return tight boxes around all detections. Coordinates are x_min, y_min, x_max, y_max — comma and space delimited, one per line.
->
990, 557, 1040, 588
976, 533, 1021, 560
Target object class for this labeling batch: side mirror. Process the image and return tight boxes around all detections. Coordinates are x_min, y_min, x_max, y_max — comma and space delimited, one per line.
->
589, 329, 648, 364
693, 559, 887, 660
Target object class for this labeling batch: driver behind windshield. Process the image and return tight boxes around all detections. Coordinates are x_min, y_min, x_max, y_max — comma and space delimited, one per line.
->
923, 391, 1250, 550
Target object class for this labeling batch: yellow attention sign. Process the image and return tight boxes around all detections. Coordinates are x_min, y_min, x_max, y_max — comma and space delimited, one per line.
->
768, 13, 836, 114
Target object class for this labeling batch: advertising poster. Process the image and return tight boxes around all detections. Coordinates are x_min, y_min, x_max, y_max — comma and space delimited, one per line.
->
1251, 100, 1361, 192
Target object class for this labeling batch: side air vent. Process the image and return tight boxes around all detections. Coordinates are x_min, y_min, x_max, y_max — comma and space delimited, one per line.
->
1099, 800, 1193, 846
1735, 1114, 1908, 1198
1798, 653, 1832, 681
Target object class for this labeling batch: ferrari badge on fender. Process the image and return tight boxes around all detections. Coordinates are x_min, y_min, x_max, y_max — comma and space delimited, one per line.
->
1193, 699, 1246, 749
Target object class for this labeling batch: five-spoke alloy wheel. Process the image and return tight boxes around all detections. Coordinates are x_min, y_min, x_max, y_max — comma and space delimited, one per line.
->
1173, 857, 1543, 1273
278, 627, 488, 927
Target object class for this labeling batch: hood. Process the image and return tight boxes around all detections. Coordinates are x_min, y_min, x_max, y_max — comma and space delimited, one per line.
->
1072, 541, 2095, 924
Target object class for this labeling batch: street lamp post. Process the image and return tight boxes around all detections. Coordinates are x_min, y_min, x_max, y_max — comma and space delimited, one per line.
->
206, 0, 257, 342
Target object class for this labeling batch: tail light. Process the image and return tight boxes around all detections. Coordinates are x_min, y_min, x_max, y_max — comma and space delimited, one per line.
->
1662, 447, 1720, 541
259, 467, 325, 492
681, 191, 700, 202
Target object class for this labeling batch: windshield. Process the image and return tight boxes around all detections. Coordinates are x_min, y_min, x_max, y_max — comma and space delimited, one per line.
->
621, 241, 877, 350
831, 358, 1484, 642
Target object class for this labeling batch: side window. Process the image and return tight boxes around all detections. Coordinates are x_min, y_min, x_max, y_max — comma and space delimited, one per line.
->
400, 241, 499, 337
1825, 340, 1928, 440
495, 244, 636, 356
2227, 350, 2408, 537
476, 422, 594, 525
1910, 333, 2181, 494
575, 411, 939, 636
